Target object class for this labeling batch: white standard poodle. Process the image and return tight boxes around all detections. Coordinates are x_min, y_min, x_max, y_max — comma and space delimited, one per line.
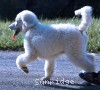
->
9, 6, 95, 80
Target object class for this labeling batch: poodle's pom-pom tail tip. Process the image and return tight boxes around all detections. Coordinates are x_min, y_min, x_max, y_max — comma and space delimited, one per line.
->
75, 6, 92, 16
75, 6, 92, 32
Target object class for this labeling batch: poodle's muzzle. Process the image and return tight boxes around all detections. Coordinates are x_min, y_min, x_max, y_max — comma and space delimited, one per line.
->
9, 23, 21, 36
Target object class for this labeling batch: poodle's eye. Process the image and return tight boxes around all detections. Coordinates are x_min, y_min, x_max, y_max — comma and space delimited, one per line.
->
17, 20, 22, 23
15, 21, 22, 28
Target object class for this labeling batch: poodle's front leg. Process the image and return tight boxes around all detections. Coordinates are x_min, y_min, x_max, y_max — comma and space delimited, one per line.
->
42, 59, 55, 80
16, 53, 37, 73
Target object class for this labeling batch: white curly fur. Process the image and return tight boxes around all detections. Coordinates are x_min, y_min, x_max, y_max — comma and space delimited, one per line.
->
9, 6, 95, 80
75, 6, 92, 32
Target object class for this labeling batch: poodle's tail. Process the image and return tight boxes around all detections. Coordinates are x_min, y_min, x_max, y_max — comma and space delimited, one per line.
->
75, 6, 92, 32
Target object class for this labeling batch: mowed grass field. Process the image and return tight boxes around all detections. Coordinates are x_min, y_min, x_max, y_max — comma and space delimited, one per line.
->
0, 18, 100, 52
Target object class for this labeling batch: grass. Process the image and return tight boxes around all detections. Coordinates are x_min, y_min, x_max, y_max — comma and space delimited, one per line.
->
0, 21, 23, 50
87, 18, 100, 52
0, 18, 100, 52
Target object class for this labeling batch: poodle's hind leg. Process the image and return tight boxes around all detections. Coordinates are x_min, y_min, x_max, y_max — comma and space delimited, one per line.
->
42, 58, 55, 81
66, 50, 95, 72
16, 53, 37, 73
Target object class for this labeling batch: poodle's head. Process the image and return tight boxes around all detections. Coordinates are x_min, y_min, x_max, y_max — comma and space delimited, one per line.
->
9, 10, 39, 39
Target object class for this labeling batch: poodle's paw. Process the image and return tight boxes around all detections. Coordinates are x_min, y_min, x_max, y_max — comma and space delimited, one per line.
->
21, 66, 29, 73
41, 77, 50, 81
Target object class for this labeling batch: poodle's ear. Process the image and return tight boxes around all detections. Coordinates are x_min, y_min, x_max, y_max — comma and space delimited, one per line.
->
21, 10, 38, 28
21, 15, 35, 28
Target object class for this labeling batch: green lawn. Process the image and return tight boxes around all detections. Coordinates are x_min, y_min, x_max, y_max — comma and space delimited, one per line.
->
0, 18, 100, 52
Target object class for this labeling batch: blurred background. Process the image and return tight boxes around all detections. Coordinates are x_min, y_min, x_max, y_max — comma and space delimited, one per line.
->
0, 0, 99, 52
0, 0, 100, 20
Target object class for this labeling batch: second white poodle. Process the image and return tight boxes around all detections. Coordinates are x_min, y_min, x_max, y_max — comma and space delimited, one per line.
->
9, 6, 95, 80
